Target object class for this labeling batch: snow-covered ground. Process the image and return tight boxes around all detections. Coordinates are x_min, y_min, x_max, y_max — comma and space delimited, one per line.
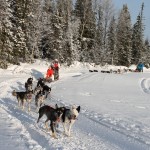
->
0, 60, 150, 150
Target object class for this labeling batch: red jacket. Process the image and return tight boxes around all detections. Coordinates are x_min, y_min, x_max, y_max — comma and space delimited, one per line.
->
46, 68, 54, 78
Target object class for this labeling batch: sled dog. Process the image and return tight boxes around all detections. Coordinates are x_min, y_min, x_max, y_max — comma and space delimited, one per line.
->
12, 90, 33, 111
25, 77, 33, 92
35, 78, 51, 98
37, 104, 65, 138
35, 90, 45, 111
60, 105, 81, 136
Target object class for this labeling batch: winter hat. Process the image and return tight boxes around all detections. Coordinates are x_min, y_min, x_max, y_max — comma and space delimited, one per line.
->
54, 59, 58, 62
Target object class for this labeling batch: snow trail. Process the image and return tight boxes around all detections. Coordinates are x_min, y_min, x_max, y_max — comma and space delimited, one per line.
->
0, 61, 150, 150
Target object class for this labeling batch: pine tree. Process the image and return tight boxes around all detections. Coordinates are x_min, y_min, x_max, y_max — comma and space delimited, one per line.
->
74, 0, 84, 19
56, 0, 75, 64
131, 3, 145, 64
39, 0, 55, 60
74, 0, 96, 62
50, 2, 64, 61
116, 4, 132, 66
102, 0, 114, 54
107, 16, 117, 65
91, 0, 114, 64
94, 4, 104, 64
0, 0, 14, 67
24, 0, 42, 61
9, 0, 30, 63
143, 38, 150, 66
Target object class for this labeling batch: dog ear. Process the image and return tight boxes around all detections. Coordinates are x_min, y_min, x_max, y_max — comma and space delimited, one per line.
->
76, 106, 80, 113
55, 104, 58, 109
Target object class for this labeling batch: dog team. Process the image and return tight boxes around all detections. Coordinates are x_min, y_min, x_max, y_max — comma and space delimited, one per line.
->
12, 77, 81, 139
12, 77, 50, 111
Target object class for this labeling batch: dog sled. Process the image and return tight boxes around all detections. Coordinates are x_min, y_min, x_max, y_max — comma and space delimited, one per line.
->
44, 77, 54, 83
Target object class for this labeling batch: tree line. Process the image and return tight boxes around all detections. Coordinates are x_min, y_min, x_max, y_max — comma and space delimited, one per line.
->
0, 0, 150, 68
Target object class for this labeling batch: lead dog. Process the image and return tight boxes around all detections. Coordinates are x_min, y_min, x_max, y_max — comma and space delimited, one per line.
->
12, 90, 33, 111
58, 105, 81, 136
37, 104, 65, 138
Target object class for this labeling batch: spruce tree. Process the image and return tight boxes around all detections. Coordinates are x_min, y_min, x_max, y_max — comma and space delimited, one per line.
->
9, 0, 30, 63
56, 0, 75, 64
132, 3, 145, 64
143, 38, 150, 66
107, 16, 117, 65
94, 4, 104, 64
116, 4, 132, 66
74, 0, 96, 62
0, 0, 14, 67
39, 0, 55, 60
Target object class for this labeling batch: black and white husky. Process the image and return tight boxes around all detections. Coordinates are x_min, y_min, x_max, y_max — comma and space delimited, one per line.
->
37, 104, 65, 139
35, 90, 45, 111
12, 90, 33, 111
25, 77, 33, 92
34, 78, 51, 98
59, 105, 81, 136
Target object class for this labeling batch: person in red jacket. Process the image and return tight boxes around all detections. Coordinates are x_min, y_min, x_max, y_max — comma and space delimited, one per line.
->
53, 59, 60, 80
45, 65, 54, 82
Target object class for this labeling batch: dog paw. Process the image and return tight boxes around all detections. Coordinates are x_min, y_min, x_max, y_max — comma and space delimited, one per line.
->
63, 132, 70, 137
68, 134, 72, 137
51, 133, 58, 139
53, 136, 58, 139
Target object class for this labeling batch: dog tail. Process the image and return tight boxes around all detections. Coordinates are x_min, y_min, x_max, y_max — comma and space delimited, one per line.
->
12, 90, 16, 96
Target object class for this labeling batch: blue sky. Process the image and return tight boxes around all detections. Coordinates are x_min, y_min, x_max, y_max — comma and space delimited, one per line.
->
113, 0, 150, 39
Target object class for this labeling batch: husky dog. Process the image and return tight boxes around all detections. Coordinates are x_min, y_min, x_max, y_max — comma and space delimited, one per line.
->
34, 84, 51, 98
42, 85, 51, 98
37, 104, 65, 138
35, 90, 45, 111
12, 90, 33, 111
35, 78, 51, 98
89, 70, 98, 72
37, 78, 45, 87
25, 77, 33, 92
34, 85, 43, 95
60, 105, 81, 136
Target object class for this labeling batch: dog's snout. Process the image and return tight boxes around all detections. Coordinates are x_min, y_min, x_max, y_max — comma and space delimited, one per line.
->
57, 110, 63, 117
